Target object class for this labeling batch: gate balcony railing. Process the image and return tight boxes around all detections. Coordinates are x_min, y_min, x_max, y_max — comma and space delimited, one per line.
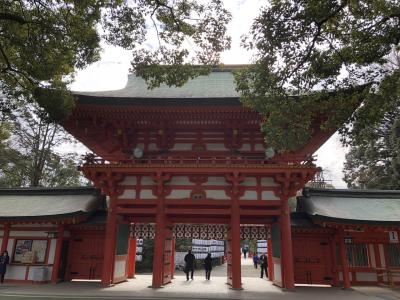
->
82, 154, 315, 167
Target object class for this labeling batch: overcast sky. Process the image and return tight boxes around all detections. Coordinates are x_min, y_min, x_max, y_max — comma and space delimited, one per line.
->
69, 0, 348, 188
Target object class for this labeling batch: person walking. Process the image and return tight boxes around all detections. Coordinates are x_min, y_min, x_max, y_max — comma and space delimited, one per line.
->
0, 251, 10, 284
204, 253, 212, 280
253, 253, 259, 269
184, 249, 196, 281
260, 253, 268, 278
242, 244, 249, 259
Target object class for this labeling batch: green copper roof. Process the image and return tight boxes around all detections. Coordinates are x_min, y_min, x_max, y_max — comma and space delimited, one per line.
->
74, 70, 240, 99
0, 187, 104, 221
299, 188, 400, 224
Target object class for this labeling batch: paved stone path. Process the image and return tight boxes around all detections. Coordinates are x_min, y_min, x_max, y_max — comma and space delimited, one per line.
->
0, 258, 399, 299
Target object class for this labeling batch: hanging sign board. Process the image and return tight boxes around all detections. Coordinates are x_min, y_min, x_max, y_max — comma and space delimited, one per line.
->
389, 231, 399, 243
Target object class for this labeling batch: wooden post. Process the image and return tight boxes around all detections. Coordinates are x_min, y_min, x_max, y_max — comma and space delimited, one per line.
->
267, 238, 274, 281
170, 238, 176, 279
51, 225, 65, 283
339, 230, 351, 289
152, 211, 165, 287
151, 173, 168, 288
127, 237, 137, 278
1, 224, 10, 254
374, 243, 382, 284
101, 199, 118, 286
230, 201, 242, 289
330, 234, 339, 287
281, 196, 295, 289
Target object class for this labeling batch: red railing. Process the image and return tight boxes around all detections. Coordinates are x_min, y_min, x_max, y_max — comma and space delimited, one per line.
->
81, 154, 315, 167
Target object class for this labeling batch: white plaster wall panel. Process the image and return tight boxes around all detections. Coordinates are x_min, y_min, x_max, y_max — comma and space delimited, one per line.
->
206, 177, 229, 186
114, 260, 127, 278
241, 191, 258, 200
167, 176, 194, 186
379, 244, 386, 267
205, 190, 230, 200
47, 239, 57, 264
261, 191, 279, 200
339, 272, 353, 281
139, 190, 157, 199
273, 263, 282, 283
148, 143, 158, 151
7, 238, 14, 256
369, 244, 376, 268
356, 272, 377, 282
241, 177, 257, 186
171, 143, 192, 151
46, 266, 53, 281
239, 144, 251, 151
206, 143, 227, 151
10, 231, 48, 237
27, 266, 53, 281
254, 143, 265, 151
118, 189, 136, 200
166, 190, 191, 199
5, 265, 26, 280
141, 176, 155, 185
119, 176, 137, 185
261, 177, 278, 186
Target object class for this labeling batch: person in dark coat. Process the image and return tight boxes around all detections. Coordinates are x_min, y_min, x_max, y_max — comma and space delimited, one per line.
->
260, 253, 268, 278
253, 253, 259, 269
0, 251, 10, 283
184, 250, 196, 281
242, 244, 249, 259
204, 253, 212, 280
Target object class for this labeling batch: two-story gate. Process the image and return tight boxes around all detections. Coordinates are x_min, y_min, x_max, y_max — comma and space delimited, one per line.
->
62, 67, 330, 289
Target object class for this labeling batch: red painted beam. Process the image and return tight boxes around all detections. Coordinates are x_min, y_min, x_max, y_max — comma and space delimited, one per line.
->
239, 209, 281, 216
80, 165, 319, 176
116, 208, 157, 215
165, 208, 231, 216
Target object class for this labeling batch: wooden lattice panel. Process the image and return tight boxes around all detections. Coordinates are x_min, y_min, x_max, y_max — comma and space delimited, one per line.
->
132, 223, 269, 240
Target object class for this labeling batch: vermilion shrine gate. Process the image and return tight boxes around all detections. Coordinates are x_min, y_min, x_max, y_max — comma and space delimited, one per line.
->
63, 67, 332, 289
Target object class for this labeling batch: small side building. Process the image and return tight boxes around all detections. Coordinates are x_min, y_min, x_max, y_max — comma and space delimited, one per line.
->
294, 188, 400, 287
0, 187, 105, 283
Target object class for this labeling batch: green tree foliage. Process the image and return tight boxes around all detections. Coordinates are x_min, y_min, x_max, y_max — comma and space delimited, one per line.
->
0, 0, 231, 119
236, 0, 400, 151
0, 104, 85, 187
343, 99, 400, 189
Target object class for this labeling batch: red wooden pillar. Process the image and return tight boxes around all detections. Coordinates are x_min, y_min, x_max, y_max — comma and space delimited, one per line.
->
330, 234, 339, 287
170, 238, 176, 279
101, 199, 118, 286
127, 237, 137, 279
374, 243, 383, 284
280, 196, 295, 289
230, 201, 242, 289
267, 238, 274, 281
1, 224, 10, 254
51, 225, 65, 283
152, 211, 165, 287
338, 230, 351, 289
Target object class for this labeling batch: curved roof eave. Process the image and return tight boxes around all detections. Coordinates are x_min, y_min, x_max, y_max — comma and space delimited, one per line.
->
72, 71, 241, 101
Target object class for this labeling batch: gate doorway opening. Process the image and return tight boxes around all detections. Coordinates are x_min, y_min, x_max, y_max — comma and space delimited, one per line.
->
129, 223, 272, 290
